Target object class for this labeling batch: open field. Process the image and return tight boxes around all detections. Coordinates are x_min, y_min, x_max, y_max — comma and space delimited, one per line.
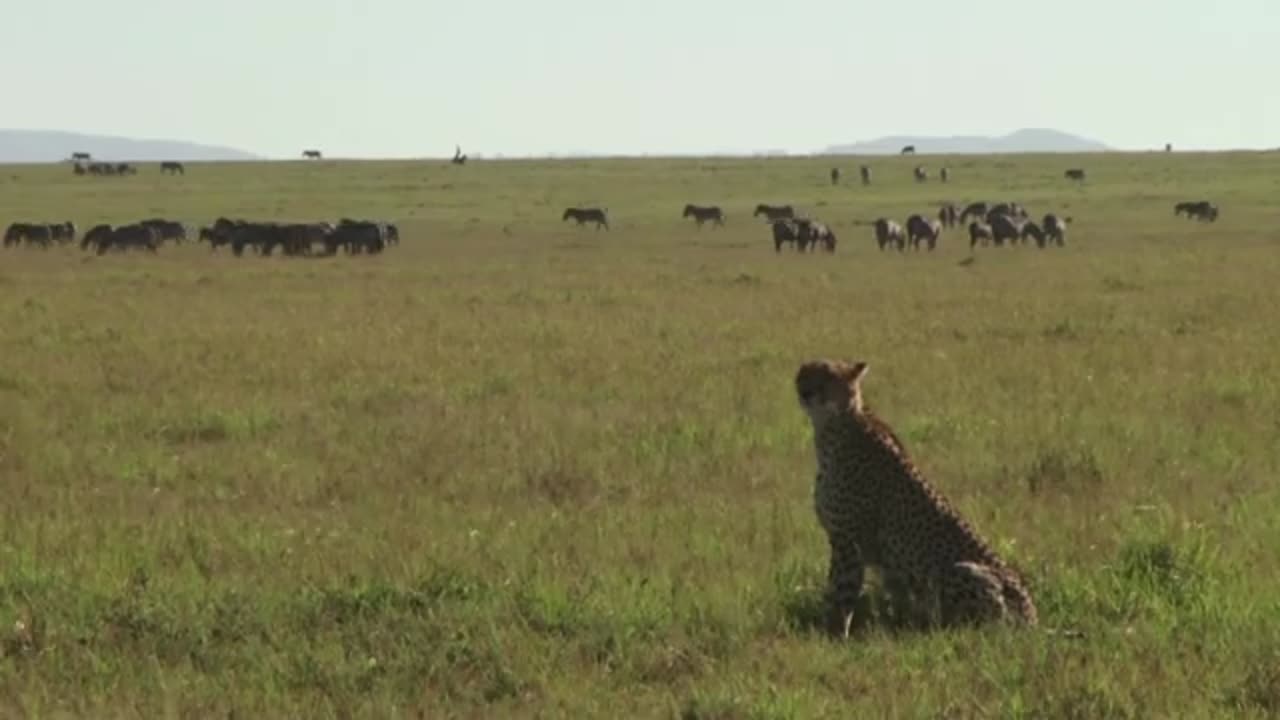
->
2, 151, 1280, 717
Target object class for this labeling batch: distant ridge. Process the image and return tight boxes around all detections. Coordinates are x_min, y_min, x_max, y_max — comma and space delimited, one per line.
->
0, 129, 261, 163
823, 128, 1110, 155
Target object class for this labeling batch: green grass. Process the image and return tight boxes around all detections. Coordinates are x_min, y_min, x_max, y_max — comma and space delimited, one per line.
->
1, 150, 1280, 717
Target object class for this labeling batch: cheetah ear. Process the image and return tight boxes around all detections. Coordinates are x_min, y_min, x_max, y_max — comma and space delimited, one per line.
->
843, 361, 869, 386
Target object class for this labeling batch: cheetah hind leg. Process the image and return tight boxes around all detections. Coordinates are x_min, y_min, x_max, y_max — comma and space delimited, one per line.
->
938, 562, 1010, 628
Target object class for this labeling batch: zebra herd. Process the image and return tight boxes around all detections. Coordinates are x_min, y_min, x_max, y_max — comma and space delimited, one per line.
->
3, 217, 400, 257
70, 160, 187, 177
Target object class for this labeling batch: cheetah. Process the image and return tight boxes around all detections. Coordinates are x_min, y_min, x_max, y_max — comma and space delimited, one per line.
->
795, 359, 1037, 638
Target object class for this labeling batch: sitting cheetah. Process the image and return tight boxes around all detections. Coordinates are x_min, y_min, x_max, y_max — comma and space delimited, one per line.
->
795, 359, 1037, 638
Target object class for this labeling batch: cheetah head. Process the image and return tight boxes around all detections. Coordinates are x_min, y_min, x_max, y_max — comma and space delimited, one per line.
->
795, 359, 868, 423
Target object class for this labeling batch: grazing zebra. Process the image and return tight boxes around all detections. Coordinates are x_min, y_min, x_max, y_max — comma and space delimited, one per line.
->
906, 214, 941, 251
1064, 168, 1086, 182
940, 167, 950, 183
562, 207, 610, 230
859, 165, 872, 185
302, 149, 322, 159
901, 145, 916, 155
753, 203, 795, 222
830, 167, 840, 186
913, 166, 928, 183
160, 161, 185, 175
1021, 221, 1047, 248
793, 218, 836, 253
968, 221, 993, 249
938, 203, 960, 229
989, 214, 1023, 246
873, 218, 906, 251
1043, 214, 1069, 245
682, 204, 725, 228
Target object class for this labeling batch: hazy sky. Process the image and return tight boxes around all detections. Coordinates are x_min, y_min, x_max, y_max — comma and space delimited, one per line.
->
6, 0, 1277, 158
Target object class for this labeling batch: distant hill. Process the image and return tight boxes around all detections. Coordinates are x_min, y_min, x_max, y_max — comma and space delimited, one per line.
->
823, 128, 1110, 156
0, 130, 261, 163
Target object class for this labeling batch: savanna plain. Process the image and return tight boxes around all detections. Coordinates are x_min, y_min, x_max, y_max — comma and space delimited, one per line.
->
1, 151, 1279, 718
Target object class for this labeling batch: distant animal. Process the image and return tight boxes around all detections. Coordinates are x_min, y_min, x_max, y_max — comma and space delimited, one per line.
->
906, 214, 941, 251
682, 204, 725, 228
940, 167, 950, 183
97, 224, 159, 254
70, 152, 91, 162
913, 166, 928, 183
873, 218, 906, 251
80, 224, 114, 252
562, 207, 610, 230
753, 204, 795, 222
859, 165, 872, 185
160, 161, 185, 175
901, 145, 916, 155
1043, 214, 1069, 246
830, 167, 841, 186
51, 221, 76, 244
1165, 143, 1173, 153
986, 202, 1027, 224
938, 204, 960, 229
1176, 201, 1219, 222
140, 218, 189, 244
968, 221, 993, 249
1064, 168, 1086, 182
795, 358, 1038, 638
451, 145, 468, 165
302, 149, 322, 160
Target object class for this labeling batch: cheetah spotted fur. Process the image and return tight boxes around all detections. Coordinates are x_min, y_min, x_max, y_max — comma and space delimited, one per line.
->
795, 359, 1037, 638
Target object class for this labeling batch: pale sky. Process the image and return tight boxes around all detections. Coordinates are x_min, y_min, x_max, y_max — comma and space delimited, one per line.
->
6, 0, 1277, 158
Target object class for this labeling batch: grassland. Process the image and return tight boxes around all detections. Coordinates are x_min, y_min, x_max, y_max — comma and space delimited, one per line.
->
1, 150, 1280, 718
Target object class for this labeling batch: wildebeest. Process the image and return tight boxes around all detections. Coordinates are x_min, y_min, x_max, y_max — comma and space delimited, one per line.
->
1064, 168, 1086, 182
160, 161, 185, 175
92, 224, 159, 254
753, 204, 795, 222
960, 202, 989, 224
71, 152, 91, 162
303, 149, 322, 159
2, 223, 56, 248
938, 204, 960, 229
1043, 214, 1069, 245
772, 219, 798, 252
830, 167, 840, 186
1176, 201, 1219, 222
682, 204, 725, 228
906, 214, 941, 251
913, 166, 928, 183
901, 145, 916, 155
140, 218, 188, 244
968, 221, 993, 249
80, 224, 114, 252
562, 207, 610, 230
940, 167, 950, 183
873, 218, 906, 251
990, 214, 1024, 246
859, 165, 872, 185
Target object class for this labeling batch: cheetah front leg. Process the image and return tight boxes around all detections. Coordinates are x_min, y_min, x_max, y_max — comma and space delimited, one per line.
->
825, 532, 865, 640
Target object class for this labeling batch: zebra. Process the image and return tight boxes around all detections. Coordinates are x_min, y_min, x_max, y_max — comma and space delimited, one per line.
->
753, 204, 795, 222
160, 161, 185, 175
859, 165, 872, 185
302, 149, 322, 159
1064, 168, 1086, 182
562, 207, 610, 230
913, 166, 928, 183
682, 204, 725, 228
